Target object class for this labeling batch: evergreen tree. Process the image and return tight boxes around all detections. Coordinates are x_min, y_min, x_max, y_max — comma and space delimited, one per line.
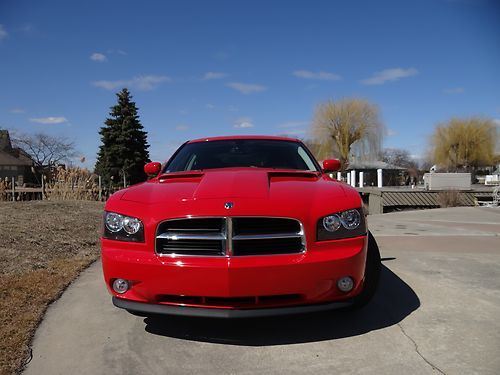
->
95, 88, 150, 186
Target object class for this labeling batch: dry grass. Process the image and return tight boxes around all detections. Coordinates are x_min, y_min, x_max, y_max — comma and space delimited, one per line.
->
0, 201, 103, 375
0, 179, 12, 202
437, 190, 463, 208
45, 166, 101, 201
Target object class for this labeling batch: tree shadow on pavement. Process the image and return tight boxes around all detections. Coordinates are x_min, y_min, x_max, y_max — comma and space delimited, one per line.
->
143, 264, 419, 346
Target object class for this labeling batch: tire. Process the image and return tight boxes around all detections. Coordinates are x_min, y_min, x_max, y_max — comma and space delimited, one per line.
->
351, 231, 381, 309
126, 309, 150, 317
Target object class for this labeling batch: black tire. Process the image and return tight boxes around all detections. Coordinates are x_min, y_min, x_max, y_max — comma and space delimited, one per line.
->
126, 309, 150, 317
351, 231, 381, 309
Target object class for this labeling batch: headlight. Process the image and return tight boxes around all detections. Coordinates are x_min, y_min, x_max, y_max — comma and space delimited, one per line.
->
122, 216, 142, 234
103, 212, 144, 242
340, 209, 361, 229
317, 208, 366, 241
105, 212, 124, 232
323, 215, 342, 232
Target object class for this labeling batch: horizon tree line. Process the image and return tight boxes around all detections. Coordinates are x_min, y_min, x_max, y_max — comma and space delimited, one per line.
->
3, 94, 498, 187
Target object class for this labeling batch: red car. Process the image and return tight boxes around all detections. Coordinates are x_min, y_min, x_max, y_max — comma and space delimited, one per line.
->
101, 136, 380, 318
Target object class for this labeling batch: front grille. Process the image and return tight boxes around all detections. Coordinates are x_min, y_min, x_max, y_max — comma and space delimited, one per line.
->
155, 217, 305, 256
232, 237, 304, 256
232, 217, 301, 235
156, 218, 225, 256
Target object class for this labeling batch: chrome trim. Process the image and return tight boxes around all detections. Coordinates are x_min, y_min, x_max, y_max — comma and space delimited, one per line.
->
233, 232, 302, 240
298, 222, 306, 252
155, 216, 307, 257
157, 232, 225, 241
226, 217, 233, 256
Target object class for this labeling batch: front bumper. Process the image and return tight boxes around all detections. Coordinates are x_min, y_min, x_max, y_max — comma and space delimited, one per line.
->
102, 235, 367, 316
113, 296, 354, 318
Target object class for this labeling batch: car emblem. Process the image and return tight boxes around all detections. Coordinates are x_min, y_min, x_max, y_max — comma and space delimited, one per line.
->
224, 202, 234, 209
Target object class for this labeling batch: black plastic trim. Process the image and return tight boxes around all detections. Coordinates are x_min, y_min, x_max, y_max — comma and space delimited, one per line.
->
112, 297, 353, 318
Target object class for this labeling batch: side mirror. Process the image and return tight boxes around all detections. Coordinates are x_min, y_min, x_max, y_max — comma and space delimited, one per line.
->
144, 162, 161, 176
322, 159, 341, 172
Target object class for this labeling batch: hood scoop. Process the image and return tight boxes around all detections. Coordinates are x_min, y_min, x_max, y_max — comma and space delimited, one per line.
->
159, 171, 204, 183
268, 170, 320, 179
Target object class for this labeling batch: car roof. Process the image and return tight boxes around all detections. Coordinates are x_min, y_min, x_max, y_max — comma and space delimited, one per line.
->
187, 135, 301, 144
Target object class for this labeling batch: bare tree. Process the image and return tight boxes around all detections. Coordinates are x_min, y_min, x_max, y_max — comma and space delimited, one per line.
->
382, 148, 417, 169
431, 117, 496, 172
12, 132, 78, 168
311, 98, 383, 171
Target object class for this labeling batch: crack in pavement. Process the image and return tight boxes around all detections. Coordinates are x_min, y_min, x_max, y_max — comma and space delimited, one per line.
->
374, 298, 446, 374
396, 322, 446, 375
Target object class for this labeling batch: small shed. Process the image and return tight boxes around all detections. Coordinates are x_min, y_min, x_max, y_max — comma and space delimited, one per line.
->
347, 161, 406, 186
423, 173, 472, 190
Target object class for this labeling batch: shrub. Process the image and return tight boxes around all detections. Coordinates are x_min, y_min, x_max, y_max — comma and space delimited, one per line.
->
44, 166, 100, 201
437, 190, 462, 208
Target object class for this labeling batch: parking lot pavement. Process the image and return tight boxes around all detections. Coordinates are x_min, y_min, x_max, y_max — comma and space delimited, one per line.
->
24, 207, 500, 375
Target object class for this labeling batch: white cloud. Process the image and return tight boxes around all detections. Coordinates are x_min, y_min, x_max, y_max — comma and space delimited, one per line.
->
107, 49, 127, 56
205, 104, 215, 109
387, 128, 398, 136
443, 87, 465, 94
30, 116, 67, 124
233, 117, 254, 128
292, 70, 341, 81
90, 52, 107, 62
9, 108, 25, 114
175, 124, 189, 131
361, 67, 418, 85
277, 121, 308, 128
227, 105, 238, 112
0, 25, 7, 41
202, 72, 227, 80
226, 82, 267, 94
93, 75, 170, 91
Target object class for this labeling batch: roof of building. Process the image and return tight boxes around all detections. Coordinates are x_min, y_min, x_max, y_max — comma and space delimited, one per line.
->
0, 150, 32, 166
0, 130, 13, 152
0, 130, 33, 166
346, 160, 406, 170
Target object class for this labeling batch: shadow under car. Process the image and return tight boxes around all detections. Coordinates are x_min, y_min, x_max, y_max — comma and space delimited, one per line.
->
142, 264, 419, 346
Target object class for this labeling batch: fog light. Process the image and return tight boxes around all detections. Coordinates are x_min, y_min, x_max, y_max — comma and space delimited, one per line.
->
112, 279, 129, 294
337, 276, 354, 292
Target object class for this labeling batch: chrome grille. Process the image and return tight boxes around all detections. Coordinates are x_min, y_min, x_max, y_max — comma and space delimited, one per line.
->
155, 217, 305, 256
156, 218, 225, 256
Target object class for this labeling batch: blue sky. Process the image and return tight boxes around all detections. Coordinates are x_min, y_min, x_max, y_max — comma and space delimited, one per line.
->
1, 0, 499, 168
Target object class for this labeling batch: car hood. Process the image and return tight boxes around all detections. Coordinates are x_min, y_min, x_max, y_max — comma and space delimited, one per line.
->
121, 169, 345, 202
109, 168, 360, 222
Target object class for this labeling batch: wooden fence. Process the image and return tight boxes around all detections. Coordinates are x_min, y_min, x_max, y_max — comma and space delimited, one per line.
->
0, 176, 122, 202
358, 187, 495, 214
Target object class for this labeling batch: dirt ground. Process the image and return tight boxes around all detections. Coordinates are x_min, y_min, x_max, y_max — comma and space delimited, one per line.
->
0, 201, 103, 375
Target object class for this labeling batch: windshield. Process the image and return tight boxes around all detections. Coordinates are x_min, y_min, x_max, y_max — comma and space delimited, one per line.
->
164, 139, 320, 172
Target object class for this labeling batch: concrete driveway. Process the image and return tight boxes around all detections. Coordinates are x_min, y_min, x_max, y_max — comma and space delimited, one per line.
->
24, 207, 500, 374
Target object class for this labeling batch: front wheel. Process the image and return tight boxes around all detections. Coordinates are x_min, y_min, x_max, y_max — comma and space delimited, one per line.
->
351, 231, 381, 309
126, 309, 150, 317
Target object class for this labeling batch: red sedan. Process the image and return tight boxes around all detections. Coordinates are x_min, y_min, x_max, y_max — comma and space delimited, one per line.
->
101, 136, 380, 318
